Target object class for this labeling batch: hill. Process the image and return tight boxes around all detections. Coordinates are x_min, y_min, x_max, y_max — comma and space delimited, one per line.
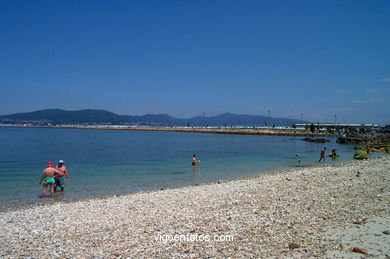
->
0, 109, 306, 127
0, 109, 125, 124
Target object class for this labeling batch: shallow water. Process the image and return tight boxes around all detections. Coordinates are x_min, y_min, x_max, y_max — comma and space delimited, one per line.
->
0, 127, 358, 209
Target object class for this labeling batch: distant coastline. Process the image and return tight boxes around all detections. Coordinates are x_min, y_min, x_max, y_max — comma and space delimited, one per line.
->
0, 109, 307, 128
42, 124, 336, 136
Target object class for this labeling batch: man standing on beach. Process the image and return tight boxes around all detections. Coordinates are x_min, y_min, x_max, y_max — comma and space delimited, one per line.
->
319, 147, 326, 162
40, 162, 61, 198
55, 160, 69, 192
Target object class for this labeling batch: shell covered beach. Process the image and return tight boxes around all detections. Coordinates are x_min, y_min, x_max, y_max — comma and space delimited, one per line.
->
1, 156, 389, 258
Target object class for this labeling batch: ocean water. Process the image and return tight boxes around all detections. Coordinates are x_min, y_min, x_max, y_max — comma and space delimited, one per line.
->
0, 127, 358, 209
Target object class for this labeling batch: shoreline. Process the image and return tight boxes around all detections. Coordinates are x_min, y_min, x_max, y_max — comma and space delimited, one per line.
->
1, 156, 389, 257
0, 157, 358, 213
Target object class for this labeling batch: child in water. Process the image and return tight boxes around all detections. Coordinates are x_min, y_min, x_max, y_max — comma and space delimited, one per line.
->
366, 146, 371, 157
295, 154, 302, 165
192, 154, 200, 166
319, 147, 326, 162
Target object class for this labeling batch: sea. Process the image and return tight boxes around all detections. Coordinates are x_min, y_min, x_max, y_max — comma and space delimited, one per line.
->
0, 126, 359, 210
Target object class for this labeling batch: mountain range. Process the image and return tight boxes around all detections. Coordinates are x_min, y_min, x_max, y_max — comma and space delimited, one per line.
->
0, 109, 307, 127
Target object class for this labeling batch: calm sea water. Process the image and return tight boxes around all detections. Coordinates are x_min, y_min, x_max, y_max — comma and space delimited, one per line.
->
0, 127, 357, 209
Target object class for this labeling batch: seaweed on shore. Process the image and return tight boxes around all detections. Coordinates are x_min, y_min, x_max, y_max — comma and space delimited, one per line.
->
337, 133, 390, 154
354, 150, 368, 160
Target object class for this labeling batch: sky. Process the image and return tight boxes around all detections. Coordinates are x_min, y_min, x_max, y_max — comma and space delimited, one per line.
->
0, 0, 389, 124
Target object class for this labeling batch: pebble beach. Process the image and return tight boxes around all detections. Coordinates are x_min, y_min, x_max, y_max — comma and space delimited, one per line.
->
1, 156, 389, 258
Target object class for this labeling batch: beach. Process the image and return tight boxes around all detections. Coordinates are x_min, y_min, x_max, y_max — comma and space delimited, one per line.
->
1, 156, 389, 258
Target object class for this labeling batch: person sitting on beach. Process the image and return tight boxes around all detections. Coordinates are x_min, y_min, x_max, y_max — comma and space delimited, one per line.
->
319, 147, 326, 162
192, 154, 200, 166
55, 160, 69, 192
331, 148, 337, 158
40, 162, 61, 198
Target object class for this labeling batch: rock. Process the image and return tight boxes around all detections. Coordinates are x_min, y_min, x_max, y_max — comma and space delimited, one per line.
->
336, 136, 365, 144
352, 247, 368, 255
288, 242, 300, 249
336, 136, 349, 144
217, 180, 225, 184
383, 230, 390, 235
353, 218, 367, 224
303, 137, 330, 143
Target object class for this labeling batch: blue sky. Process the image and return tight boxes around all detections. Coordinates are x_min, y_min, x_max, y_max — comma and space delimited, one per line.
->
0, 0, 389, 124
